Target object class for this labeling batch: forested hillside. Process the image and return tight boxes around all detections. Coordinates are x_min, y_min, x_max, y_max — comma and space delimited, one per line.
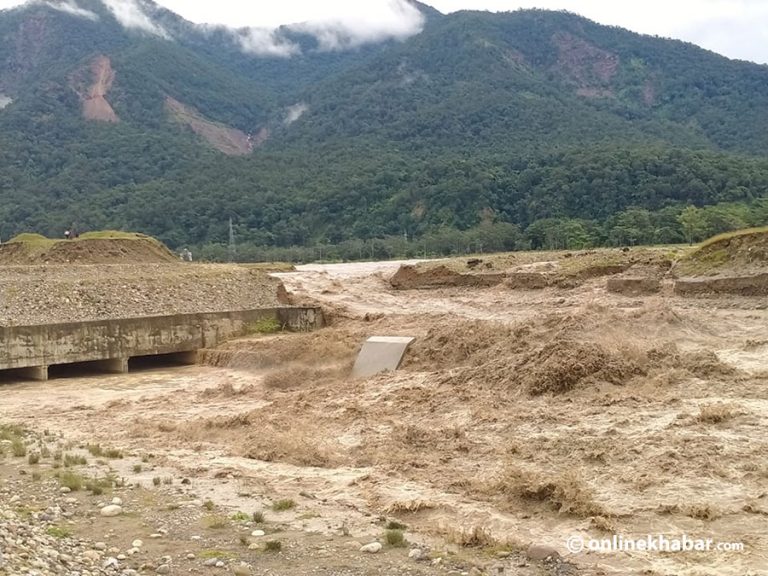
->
0, 1, 767, 260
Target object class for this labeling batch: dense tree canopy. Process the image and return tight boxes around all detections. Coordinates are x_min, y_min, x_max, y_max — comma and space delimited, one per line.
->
0, 4, 767, 260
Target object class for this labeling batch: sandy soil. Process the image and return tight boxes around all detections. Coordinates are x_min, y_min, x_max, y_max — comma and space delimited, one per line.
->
2, 255, 767, 575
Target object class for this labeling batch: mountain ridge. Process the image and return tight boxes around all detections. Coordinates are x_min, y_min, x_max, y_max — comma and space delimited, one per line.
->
0, 2, 766, 258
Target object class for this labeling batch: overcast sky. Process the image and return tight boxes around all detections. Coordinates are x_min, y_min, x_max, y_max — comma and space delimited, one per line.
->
3, 0, 767, 64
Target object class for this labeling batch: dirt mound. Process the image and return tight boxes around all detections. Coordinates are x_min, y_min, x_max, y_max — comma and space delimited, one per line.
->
674, 274, 768, 296
0, 232, 179, 264
606, 276, 662, 295
390, 264, 503, 290
505, 272, 550, 289
674, 227, 768, 277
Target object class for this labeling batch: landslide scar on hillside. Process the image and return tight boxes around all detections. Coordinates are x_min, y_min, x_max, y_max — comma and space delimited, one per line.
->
165, 97, 254, 156
77, 55, 120, 123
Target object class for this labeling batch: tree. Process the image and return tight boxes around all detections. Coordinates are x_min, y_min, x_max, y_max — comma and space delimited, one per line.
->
678, 206, 707, 245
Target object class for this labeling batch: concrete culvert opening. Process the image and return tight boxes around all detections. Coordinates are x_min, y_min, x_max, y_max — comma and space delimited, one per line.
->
128, 351, 198, 372
0, 367, 45, 385
47, 359, 125, 380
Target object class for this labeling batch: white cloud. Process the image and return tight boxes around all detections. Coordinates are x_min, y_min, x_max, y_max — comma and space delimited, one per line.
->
234, 27, 299, 57
284, 102, 308, 125
101, 0, 168, 38
287, 0, 425, 51
0, 0, 766, 63
44, 0, 99, 20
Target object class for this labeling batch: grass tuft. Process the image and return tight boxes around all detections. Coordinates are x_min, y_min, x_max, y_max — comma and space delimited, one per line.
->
384, 529, 406, 547
58, 471, 83, 492
271, 499, 296, 512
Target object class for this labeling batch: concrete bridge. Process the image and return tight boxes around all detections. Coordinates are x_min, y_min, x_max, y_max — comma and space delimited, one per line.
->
0, 307, 322, 381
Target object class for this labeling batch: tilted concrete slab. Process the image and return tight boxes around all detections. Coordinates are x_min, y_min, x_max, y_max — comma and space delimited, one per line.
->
352, 336, 415, 378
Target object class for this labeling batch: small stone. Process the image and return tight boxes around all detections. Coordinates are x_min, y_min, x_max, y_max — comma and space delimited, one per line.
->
82, 550, 101, 563
156, 565, 171, 575
111, 497, 123, 506
59, 487, 71, 494
103, 557, 119, 568
250, 530, 265, 537
65, 497, 78, 504
100, 505, 123, 517
9, 495, 20, 504
94, 542, 107, 551
408, 548, 423, 561
191, 535, 203, 541
232, 563, 251, 576
526, 544, 560, 561
203, 558, 218, 567
132, 539, 143, 548
150, 533, 162, 539
360, 542, 382, 554
215, 561, 225, 568
186, 553, 195, 560
496, 551, 511, 558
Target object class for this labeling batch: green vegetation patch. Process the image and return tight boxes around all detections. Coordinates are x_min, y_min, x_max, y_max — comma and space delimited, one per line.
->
675, 226, 768, 276
247, 317, 282, 335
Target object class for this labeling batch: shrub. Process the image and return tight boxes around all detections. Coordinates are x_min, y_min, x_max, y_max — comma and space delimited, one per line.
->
385, 529, 406, 547
11, 439, 26, 457
272, 499, 296, 512
63, 454, 87, 467
203, 515, 229, 529
247, 317, 282, 335
264, 540, 282, 552
58, 471, 83, 492
46, 526, 71, 538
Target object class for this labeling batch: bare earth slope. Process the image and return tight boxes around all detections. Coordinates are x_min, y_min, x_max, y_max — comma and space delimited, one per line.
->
165, 97, 253, 156
72, 55, 120, 123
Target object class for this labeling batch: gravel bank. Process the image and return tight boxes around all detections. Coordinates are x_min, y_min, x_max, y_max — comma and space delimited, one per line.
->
0, 264, 284, 326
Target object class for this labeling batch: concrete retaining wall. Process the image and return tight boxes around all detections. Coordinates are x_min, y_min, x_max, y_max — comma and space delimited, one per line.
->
0, 307, 323, 380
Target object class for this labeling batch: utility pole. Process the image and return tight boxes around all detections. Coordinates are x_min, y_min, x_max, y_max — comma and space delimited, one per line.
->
228, 217, 236, 262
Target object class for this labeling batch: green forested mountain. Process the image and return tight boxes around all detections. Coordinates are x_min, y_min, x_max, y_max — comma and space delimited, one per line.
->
0, 0, 767, 259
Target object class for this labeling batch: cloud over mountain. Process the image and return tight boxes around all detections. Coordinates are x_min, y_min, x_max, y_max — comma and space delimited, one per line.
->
43, 0, 98, 20
101, 0, 168, 37
287, 0, 425, 51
